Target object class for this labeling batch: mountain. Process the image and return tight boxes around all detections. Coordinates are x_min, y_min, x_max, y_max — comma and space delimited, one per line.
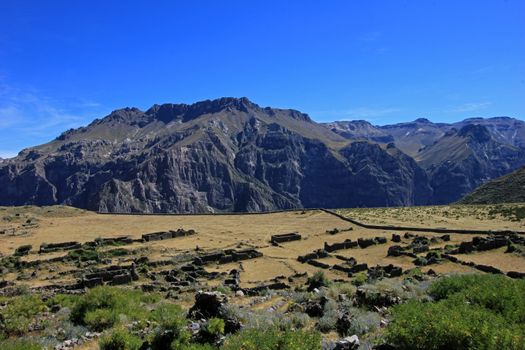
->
326, 117, 525, 204
0, 97, 432, 213
459, 166, 525, 204
322, 120, 394, 144
415, 124, 525, 204
378, 118, 451, 157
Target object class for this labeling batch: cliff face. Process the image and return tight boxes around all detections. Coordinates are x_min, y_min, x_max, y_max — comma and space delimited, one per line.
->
327, 117, 525, 204
0, 97, 432, 213
416, 125, 525, 204
2, 97, 522, 212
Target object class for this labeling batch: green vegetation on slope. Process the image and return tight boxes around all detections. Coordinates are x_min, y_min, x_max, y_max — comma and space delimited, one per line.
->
385, 274, 525, 349
460, 167, 525, 204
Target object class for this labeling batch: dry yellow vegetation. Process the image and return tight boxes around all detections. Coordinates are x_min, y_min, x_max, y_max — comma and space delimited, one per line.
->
1, 204, 525, 291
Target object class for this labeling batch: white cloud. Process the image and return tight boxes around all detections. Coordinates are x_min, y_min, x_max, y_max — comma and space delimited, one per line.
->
0, 79, 104, 153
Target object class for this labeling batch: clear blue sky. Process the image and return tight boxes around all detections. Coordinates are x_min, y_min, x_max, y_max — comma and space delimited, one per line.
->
0, 1, 524, 158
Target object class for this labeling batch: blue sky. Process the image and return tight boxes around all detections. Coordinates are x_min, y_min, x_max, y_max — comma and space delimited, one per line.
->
0, 1, 524, 158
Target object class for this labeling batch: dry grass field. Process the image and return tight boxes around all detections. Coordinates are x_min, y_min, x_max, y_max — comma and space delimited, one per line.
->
1, 204, 525, 349
1, 204, 525, 291
336, 204, 525, 230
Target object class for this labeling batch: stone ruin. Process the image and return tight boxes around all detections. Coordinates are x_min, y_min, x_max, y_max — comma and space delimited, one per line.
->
193, 248, 262, 266
80, 264, 139, 288
142, 228, 196, 242
270, 232, 301, 244
39, 241, 82, 253
324, 239, 358, 252
297, 249, 329, 263
367, 264, 403, 279
243, 282, 290, 295
85, 236, 134, 247
357, 236, 387, 249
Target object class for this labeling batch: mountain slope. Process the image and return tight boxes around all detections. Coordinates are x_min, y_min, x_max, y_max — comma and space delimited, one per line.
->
459, 166, 525, 204
0, 97, 432, 212
416, 124, 525, 204
322, 120, 394, 144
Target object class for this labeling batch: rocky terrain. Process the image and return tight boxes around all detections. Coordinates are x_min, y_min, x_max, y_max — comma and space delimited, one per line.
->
326, 116, 525, 204
460, 166, 525, 204
0, 97, 523, 212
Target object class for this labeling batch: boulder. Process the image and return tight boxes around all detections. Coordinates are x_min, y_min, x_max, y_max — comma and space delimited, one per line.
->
189, 291, 228, 319
357, 238, 375, 249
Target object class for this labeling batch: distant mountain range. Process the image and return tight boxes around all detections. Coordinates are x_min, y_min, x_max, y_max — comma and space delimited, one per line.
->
0, 97, 524, 212
459, 166, 525, 204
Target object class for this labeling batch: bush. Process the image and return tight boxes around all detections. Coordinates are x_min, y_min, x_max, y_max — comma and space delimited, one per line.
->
67, 248, 100, 262
0, 294, 46, 337
429, 274, 525, 323
386, 274, 525, 349
307, 271, 330, 291
206, 318, 225, 336
222, 328, 321, 350
150, 303, 191, 350
386, 300, 525, 349
99, 327, 142, 350
105, 248, 130, 257
71, 286, 152, 331
351, 272, 367, 287
0, 339, 42, 350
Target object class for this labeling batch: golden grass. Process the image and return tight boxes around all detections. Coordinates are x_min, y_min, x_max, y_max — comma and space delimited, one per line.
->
1, 205, 524, 290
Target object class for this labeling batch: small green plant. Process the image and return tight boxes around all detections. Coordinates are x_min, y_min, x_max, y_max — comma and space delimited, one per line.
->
222, 328, 321, 350
0, 294, 46, 337
0, 339, 42, 350
307, 271, 330, 291
71, 286, 154, 331
206, 317, 225, 336
67, 248, 99, 262
351, 272, 367, 286
99, 326, 142, 350
386, 274, 525, 349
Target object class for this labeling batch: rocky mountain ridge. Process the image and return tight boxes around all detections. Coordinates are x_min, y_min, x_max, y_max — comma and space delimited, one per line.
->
0, 97, 523, 212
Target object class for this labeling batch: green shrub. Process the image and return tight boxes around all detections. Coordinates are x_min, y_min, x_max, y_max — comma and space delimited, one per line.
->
0, 339, 42, 350
105, 248, 130, 257
180, 344, 216, 350
386, 274, 525, 349
71, 286, 152, 331
67, 248, 100, 262
307, 271, 330, 291
206, 318, 225, 335
99, 326, 142, 350
151, 303, 187, 330
351, 272, 367, 287
429, 274, 525, 323
85, 308, 117, 332
222, 328, 321, 350
150, 303, 191, 350
46, 294, 79, 310
386, 299, 525, 349
0, 295, 46, 337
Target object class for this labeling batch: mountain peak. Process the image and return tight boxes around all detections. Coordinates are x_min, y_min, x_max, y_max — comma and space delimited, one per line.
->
458, 124, 491, 142
414, 118, 432, 123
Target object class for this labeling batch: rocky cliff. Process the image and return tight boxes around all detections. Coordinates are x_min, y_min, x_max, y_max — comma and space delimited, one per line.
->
0, 97, 432, 212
